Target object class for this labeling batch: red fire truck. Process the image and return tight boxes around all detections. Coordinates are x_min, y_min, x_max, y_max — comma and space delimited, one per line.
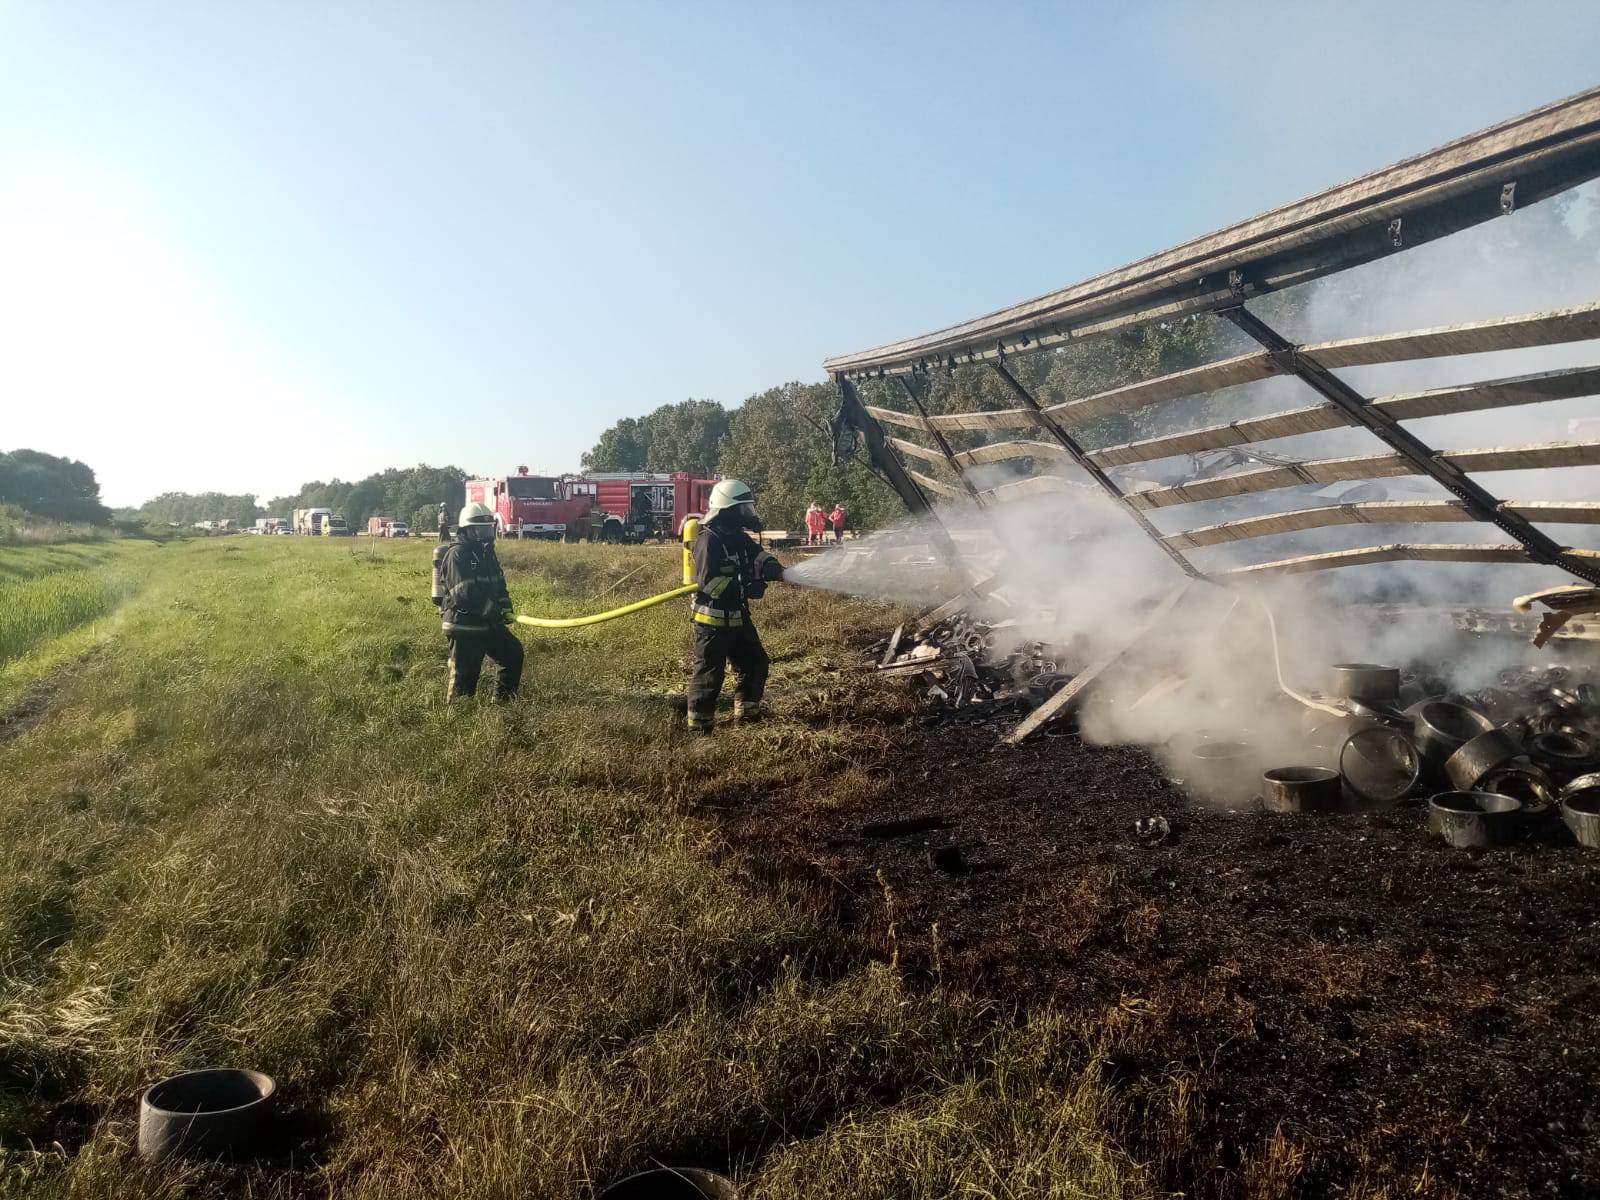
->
587, 472, 718, 542
464, 467, 601, 541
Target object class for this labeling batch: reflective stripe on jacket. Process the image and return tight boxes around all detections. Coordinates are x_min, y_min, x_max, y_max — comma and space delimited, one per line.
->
690, 522, 777, 628
434, 539, 514, 632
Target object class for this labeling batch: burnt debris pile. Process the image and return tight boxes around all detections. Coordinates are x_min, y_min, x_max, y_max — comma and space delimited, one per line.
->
871, 614, 1083, 725
873, 610, 1600, 850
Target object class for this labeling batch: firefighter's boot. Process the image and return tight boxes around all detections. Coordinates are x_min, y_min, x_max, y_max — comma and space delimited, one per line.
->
733, 700, 764, 725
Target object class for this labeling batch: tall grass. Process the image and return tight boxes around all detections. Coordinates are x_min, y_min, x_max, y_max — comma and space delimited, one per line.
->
0, 572, 122, 666
0, 539, 1161, 1199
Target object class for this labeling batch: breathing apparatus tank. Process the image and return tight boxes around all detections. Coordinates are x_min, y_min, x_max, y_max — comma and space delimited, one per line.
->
431, 542, 449, 607
680, 518, 701, 586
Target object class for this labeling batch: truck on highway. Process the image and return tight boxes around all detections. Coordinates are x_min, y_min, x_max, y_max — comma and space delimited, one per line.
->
293, 507, 333, 536
587, 472, 718, 542
464, 467, 600, 541
366, 517, 410, 538
254, 517, 289, 535
321, 515, 351, 537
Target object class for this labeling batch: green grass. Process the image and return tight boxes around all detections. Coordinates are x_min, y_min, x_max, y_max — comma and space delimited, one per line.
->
0, 537, 1158, 1199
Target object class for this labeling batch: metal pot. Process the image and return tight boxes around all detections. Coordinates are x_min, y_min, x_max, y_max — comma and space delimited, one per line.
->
1527, 729, 1600, 774
1329, 663, 1401, 704
1428, 791, 1524, 849
1443, 728, 1525, 792
137, 1069, 278, 1163
1186, 740, 1257, 797
1479, 763, 1558, 813
1561, 793, 1600, 851
1338, 725, 1420, 806
1407, 699, 1495, 766
1260, 766, 1344, 813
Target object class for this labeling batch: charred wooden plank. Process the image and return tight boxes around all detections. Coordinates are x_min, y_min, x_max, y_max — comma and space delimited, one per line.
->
1166, 500, 1472, 548
951, 439, 1070, 469
905, 468, 966, 501
886, 435, 953, 468
865, 404, 931, 432
881, 623, 905, 667
927, 408, 1039, 432
1220, 543, 1533, 576
1125, 440, 1600, 510
1168, 498, 1600, 550
977, 475, 1079, 504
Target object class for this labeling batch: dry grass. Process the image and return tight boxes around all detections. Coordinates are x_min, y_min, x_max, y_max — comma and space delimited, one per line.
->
0, 538, 1157, 1199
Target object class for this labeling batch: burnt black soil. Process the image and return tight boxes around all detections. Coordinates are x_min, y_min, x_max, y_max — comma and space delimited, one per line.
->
718, 716, 1600, 1199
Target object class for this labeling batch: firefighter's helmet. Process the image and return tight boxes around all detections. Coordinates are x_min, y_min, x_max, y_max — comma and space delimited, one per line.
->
458, 502, 496, 542
705, 479, 757, 522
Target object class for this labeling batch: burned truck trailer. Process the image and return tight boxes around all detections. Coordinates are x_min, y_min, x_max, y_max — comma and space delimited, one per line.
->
823, 85, 1600, 740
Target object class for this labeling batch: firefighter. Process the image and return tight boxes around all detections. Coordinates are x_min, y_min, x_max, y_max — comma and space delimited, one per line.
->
436, 501, 450, 542
431, 502, 524, 702
685, 479, 784, 733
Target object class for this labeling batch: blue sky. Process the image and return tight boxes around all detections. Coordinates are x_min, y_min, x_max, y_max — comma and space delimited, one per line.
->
3, 1, 1598, 507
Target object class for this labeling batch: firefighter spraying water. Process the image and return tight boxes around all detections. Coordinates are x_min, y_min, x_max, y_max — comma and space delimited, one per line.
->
683, 479, 785, 733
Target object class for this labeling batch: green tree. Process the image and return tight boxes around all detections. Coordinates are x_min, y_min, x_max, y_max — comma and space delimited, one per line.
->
0, 449, 112, 525
581, 417, 649, 472
410, 503, 444, 535
642, 399, 729, 477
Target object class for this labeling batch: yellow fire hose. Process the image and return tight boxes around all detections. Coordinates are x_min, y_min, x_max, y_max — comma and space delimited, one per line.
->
511, 518, 704, 631
514, 583, 696, 629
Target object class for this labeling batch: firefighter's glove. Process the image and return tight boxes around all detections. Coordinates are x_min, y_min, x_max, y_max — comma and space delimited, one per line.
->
746, 581, 767, 600
758, 557, 784, 583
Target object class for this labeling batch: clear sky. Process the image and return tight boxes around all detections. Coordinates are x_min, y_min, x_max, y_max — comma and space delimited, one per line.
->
3, 1, 1598, 507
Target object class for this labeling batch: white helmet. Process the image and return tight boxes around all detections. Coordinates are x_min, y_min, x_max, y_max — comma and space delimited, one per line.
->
458, 502, 496, 541
706, 479, 757, 523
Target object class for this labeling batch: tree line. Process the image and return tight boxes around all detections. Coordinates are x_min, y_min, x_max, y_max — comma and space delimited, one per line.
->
133, 465, 470, 533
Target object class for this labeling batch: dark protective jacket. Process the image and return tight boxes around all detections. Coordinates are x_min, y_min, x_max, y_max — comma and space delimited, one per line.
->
690, 518, 781, 628
432, 538, 514, 632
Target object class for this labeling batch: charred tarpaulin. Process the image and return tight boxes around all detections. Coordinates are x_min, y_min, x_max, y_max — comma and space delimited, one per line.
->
825, 85, 1600, 740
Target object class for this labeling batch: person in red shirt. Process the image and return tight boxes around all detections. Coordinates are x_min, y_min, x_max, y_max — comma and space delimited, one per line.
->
828, 503, 848, 543
804, 502, 827, 546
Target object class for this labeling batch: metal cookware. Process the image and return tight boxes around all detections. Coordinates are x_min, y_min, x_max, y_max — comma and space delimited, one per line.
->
1561, 773, 1600, 849
1407, 699, 1495, 766
1260, 766, 1344, 813
1339, 725, 1420, 805
1478, 763, 1558, 812
1443, 728, 1525, 792
1428, 791, 1524, 849
1329, 663, 1401, 704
